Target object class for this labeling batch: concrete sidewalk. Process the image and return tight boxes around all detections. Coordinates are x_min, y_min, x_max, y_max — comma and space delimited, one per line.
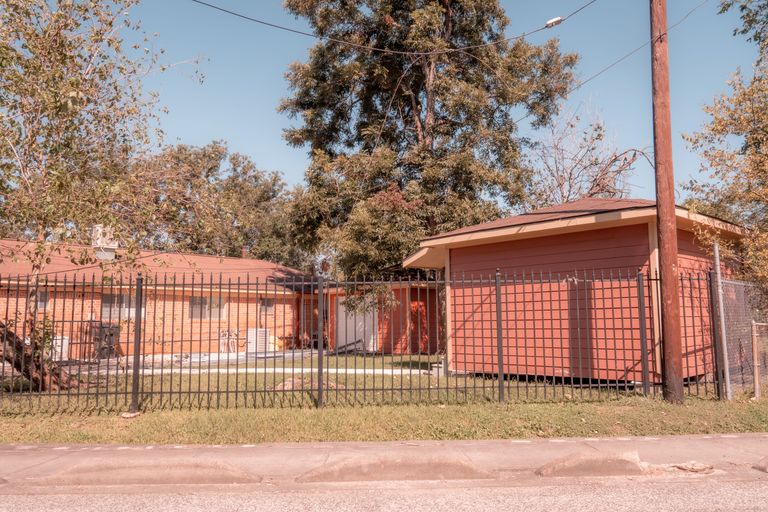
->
2, 433, 768, 492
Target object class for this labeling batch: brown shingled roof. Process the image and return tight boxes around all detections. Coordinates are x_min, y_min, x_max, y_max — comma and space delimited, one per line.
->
426, 197, 657, 241
0, 239, 308, 282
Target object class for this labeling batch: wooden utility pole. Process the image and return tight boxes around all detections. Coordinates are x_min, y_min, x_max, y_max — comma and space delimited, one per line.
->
650, 0, 683, 403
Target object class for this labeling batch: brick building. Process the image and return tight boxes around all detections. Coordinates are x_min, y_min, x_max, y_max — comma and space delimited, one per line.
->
0, 239, 314, 360
0, 240, 442, 360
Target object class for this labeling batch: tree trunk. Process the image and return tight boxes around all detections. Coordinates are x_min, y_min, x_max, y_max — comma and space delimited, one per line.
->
423, 55, 436, 149
0, 320, 38, 390
25, 258, 52, 391
0, 320, 77, 391
1, 262, 79, 392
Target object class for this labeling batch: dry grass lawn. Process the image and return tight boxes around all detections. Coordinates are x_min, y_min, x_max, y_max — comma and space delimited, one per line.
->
1, 396, 767, 445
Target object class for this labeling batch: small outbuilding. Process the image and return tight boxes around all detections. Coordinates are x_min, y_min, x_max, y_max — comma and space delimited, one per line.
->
403, 198, 743, 384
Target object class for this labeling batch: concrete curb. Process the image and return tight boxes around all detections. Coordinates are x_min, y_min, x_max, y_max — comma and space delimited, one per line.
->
535, 451, 645, 477
0, 433, 766, 492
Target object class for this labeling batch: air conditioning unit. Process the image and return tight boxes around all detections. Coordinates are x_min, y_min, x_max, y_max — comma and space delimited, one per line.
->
246, 328, 274, 354
51, 336, 70, 361
91, 224, 118, 261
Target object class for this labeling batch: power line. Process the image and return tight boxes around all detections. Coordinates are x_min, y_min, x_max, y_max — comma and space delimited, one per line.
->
564, 0, 600, 20
577, 0, 709, 90
187, 0, 599, 56
515, 0, 710, 124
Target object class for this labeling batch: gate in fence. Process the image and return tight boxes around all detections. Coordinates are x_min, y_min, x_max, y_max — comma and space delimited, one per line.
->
0, 269, 762, 411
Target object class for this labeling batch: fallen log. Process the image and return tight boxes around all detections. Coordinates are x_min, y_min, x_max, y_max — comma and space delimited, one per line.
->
0, 321, 79, 391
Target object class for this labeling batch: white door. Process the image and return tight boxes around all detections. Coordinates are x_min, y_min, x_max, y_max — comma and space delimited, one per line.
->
336, 299, 377, 352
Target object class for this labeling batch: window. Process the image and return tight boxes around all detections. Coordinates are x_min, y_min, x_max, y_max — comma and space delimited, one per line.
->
36, 291, 49, 311
189, 296, 227, 320
259, 298, 275, 314
101, 293, 136, 320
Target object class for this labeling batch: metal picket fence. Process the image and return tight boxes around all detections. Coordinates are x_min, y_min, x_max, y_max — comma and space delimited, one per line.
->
0, 269, 760, 412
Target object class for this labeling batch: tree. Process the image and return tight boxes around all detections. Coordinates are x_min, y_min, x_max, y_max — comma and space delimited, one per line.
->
721, 0, 768, 55
216, 155, 305, 268
685, 0, 768, 284
0, 0, 163, 263
130, 141, 305, 268
525, 109, 641, 209
281, 0, 577, 277
0, 0, 162, 390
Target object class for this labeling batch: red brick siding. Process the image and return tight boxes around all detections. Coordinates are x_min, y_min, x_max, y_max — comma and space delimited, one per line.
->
0, 288, 303, 358
678, 229, 713, 273
448, 224, 715, 381
450, 224, 651, 278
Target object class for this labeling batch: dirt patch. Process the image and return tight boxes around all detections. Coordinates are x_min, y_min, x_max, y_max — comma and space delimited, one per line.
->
274, 378, 345, 391
274, 378, 305, 391
671, 462, 714, 474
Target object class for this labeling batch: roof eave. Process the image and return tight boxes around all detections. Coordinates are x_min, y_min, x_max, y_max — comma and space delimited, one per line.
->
676, 209, 744, 237
403, 247, 447, 269
420, 206, 743, 251
420, 207, 657, 249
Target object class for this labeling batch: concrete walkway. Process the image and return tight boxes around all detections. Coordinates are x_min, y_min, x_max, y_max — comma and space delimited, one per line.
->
1, 434, 767, 511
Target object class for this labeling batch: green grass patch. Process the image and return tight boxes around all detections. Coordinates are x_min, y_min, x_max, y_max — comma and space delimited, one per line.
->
2, 371, 658, 413
1, 396, 766, 445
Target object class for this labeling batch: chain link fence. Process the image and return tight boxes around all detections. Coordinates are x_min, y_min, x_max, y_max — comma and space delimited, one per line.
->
719, 279, 767, 398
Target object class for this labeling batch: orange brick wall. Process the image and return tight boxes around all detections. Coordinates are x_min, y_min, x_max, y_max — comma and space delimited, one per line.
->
0, 286, 306, 359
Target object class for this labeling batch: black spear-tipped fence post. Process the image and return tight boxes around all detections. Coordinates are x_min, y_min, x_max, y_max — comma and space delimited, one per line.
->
129, 273, 144, 414
636, 270, 651, 396
316, 275, 324, 408
495, 268, 505, 402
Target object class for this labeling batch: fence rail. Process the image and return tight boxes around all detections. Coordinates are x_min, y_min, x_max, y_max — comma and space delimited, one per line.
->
0, 269, 762, 412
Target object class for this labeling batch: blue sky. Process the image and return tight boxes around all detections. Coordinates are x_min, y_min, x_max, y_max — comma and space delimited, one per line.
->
131, 0, 757, 201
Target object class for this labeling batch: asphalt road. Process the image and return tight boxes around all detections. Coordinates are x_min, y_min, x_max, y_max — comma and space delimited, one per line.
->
2, 434, 767, 512
2, 480, 768, 512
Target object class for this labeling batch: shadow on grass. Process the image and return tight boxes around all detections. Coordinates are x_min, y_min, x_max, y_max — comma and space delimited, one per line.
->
388, 360, 434, 370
